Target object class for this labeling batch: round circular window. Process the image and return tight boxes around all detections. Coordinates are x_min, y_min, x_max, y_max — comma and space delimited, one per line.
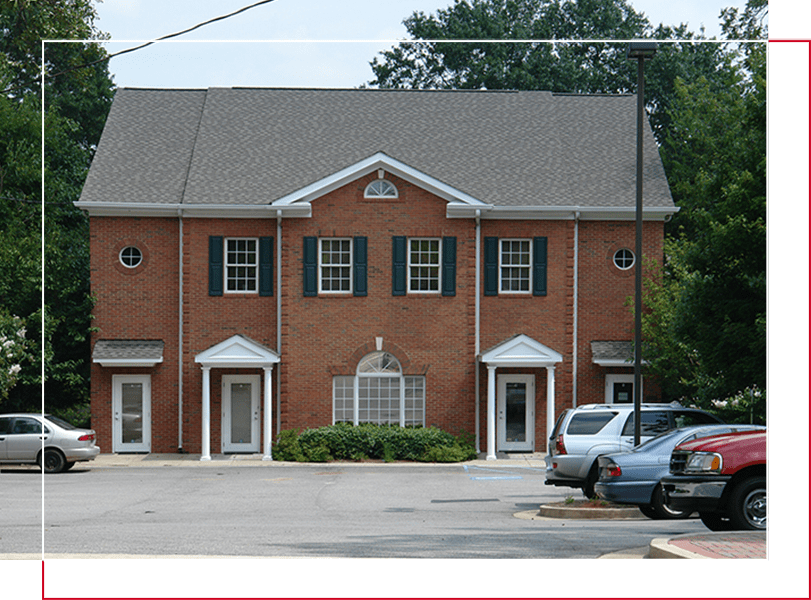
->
119, 246, 143, 268
613, 248, 635, 270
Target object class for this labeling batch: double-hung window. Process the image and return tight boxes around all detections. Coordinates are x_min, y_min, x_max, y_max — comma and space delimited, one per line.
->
208, 236, 273, 297
408, 238, 440, 292
225, 238, 258, 293
500, 239, 531, 293
320, 238, 352, 293
303, 236, 367, 296
484, 236, 547, 296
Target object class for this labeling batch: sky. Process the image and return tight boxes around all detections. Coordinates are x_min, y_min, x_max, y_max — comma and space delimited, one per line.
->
85, 0, 763, 90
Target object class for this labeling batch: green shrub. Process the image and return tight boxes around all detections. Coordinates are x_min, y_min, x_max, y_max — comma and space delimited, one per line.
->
273, 423, 476, 463
272, 428, 306, 462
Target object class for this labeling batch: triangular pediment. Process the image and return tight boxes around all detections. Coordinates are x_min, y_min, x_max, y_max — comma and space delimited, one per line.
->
480, 334, 563, 367
195, 334, 280, 368
271, 152, 491, 211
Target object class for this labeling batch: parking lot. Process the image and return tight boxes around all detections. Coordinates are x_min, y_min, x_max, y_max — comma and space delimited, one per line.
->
2, 460, 711, 559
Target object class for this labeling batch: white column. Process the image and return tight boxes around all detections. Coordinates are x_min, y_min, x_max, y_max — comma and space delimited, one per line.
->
201, 366, 211, 461
263, 366, 273, 461
486, 365, 497, 460
546, 366, 556, 453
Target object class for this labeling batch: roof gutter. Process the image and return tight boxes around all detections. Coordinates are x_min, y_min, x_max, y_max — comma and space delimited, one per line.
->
73, 202, 312, 219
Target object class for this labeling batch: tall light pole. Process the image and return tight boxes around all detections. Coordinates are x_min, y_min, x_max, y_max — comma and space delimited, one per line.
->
627, 41, 657, 446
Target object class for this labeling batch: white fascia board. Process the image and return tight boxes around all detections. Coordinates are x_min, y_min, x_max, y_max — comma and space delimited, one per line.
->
463, 205, 680, 221
594, 359, 649, 367
93, 358, 163, 367
272, 152, 490, 210
74, 202, 311, 218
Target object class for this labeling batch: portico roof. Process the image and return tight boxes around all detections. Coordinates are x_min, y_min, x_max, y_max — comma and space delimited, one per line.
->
194, 334, 280, 369
479, 334, 563, 368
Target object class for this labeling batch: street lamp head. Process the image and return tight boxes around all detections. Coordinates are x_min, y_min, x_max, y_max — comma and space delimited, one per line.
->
627, 41, 658, 60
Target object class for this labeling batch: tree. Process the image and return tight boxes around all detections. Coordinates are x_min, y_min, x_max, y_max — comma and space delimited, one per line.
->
367, 0, 727, 142
644, 6, 765, 416
0, 0, 115, 412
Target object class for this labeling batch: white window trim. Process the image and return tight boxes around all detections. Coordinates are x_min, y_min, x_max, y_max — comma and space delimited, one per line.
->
613, 248, 636, 270
407, 237, 441, 294
605, 373, 642, 404
364, 179, 398, 198
318, 237, 353, 294
119, 246, 142, 269
224, 237, 259, 294
499, 238, 532, 294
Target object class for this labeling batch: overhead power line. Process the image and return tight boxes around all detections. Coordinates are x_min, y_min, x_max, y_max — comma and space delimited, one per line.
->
3, 0, 278, 95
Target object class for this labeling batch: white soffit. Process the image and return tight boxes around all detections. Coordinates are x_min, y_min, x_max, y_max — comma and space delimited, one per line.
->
194, 334, 280, 368
480, 334, 563, 367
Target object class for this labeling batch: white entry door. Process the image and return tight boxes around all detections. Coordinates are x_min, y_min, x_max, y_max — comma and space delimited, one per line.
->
112, 375, 151, 452
497, 374, 535, 452
222, 375, 260, 453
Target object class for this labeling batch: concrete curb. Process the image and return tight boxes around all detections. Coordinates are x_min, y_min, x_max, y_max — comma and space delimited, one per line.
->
648, 537, 703, 559
538, 503, 645, 520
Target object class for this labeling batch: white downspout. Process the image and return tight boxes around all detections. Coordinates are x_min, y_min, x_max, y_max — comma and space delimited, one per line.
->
276, 211, 282, 437
178, 210, 184, 451
474, 210, 481, 454
572, 211, 580, 408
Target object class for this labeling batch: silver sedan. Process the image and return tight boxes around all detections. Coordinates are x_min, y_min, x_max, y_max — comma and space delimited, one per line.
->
0, 413, 100, 473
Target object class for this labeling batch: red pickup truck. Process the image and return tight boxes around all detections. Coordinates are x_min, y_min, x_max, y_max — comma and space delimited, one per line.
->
661, 430, 766, 531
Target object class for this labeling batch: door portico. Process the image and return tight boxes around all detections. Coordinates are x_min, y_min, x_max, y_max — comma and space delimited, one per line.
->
194, 335, 280, 461
479, 334, 563, 460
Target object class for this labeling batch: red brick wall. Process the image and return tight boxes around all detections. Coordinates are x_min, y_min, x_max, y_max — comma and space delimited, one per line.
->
576, 220, 664, 406
280, 172, 476, 436
88, 177, 665, 455
89, 217, 180, 453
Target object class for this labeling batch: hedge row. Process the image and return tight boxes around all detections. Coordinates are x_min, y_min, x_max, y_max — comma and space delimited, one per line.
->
272, 422, 477, 463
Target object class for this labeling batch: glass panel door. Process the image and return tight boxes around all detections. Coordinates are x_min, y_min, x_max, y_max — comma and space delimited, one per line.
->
113, 375, 151, 452
497, 374, 534, 451
222, 375, 260, 453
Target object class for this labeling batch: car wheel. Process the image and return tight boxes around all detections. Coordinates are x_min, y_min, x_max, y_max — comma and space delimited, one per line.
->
638, 504, 658, 519
582, 463, 599, 499
728, 476, 766, 530
699, 511, 733, 531
41, 449, 66, 474
650, 484, 692, 520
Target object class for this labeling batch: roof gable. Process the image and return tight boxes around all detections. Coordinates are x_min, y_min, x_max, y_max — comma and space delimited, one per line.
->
480, 334, 563, 367
194, 335, 280, 368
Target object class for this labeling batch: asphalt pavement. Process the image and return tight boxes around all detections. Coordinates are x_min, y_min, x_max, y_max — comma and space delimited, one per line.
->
37, 451, 764, 560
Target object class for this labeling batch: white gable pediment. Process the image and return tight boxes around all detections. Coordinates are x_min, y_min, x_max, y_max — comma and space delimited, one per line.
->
480, 334, 563, 367
195, 334, 280, 368
272, 152, 491, 215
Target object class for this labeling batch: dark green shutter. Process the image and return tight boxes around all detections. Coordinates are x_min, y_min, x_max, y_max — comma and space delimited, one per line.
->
442, 237, 456, 296
259, 236, 273, 297
533, 236, 547, 296
392, 236, 406, 296
303, 236, 317, 297
484, 237, 498, 296
353, 236, 367, 296
209, 236, 223, 296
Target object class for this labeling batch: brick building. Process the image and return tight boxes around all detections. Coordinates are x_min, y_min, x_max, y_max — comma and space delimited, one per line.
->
76, 87, 677, 460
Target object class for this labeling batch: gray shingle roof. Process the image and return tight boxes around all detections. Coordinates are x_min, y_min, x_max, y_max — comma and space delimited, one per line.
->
79, 87, 674, 211
92, 340, 165, 364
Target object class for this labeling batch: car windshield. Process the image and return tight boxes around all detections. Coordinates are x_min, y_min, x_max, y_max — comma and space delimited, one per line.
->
45, 415, 77, 430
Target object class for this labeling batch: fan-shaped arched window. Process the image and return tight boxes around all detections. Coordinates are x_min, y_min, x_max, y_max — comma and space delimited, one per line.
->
333, 351, 424, 426
364, 179, 398, 198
